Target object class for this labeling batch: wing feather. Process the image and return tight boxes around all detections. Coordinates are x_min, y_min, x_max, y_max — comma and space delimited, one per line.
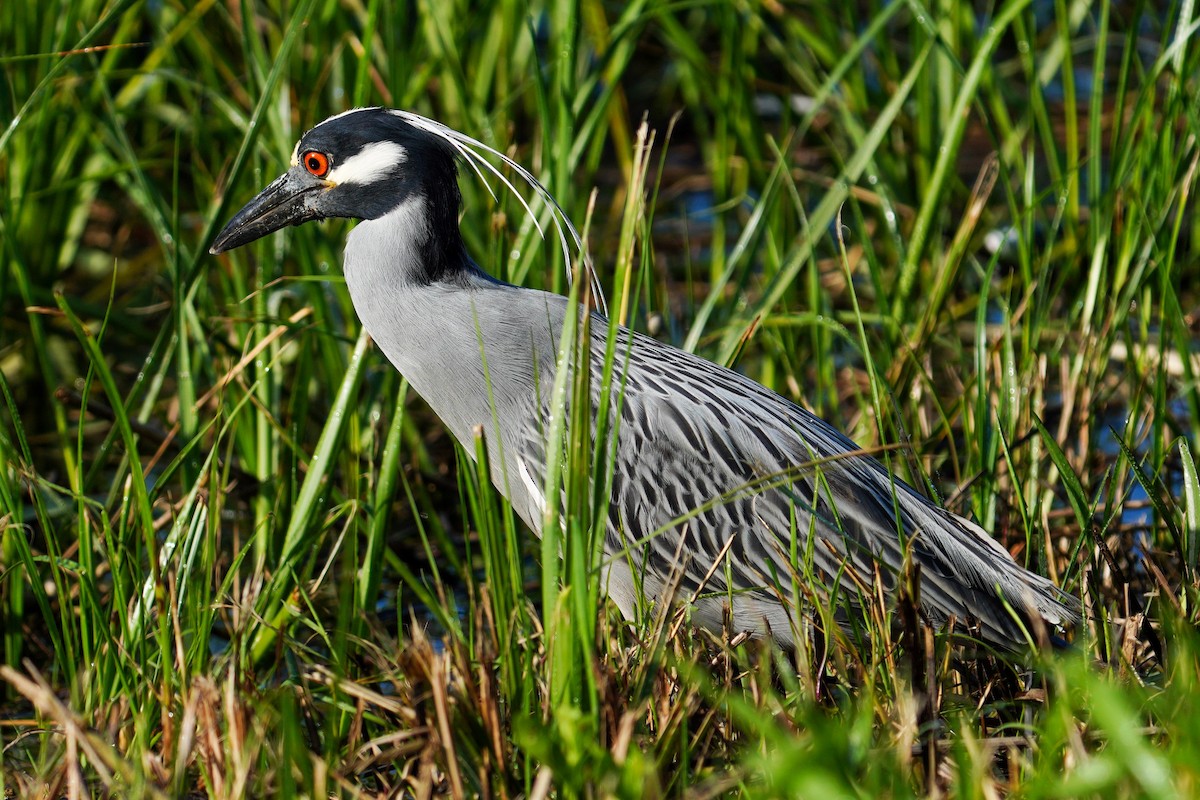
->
510, 310, 1080, 650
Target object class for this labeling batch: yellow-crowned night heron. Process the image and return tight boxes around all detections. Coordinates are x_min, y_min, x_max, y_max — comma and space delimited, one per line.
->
211, 108, 1080, 652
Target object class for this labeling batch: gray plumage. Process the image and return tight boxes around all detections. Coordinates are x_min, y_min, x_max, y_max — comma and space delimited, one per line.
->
212, 107, 1081, 653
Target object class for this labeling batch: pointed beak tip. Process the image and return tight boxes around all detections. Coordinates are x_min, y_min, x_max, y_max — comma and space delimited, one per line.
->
209, 229, 236, 255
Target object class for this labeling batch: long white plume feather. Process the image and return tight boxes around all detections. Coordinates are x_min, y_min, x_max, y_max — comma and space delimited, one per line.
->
385, 109, 608, 315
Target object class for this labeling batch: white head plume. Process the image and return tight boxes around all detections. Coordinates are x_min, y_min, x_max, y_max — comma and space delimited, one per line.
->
384, 109, 607, 315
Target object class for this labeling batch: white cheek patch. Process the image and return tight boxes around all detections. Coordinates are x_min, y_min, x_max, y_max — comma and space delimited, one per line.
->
326, 141, 407, 185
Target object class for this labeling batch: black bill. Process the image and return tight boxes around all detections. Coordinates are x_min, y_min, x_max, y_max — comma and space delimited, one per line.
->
210, 170, 328, 254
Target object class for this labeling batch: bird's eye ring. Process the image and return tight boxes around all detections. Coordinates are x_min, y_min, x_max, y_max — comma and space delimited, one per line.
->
302, 151, 330, 178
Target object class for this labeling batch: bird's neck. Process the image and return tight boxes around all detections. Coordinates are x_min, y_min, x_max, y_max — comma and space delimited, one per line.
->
342, 207, 569, 526
346, 192, 470, 287
341, 194, 513, 444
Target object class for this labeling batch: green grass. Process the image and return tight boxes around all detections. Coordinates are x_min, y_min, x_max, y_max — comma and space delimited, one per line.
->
2, 0, 1199, 796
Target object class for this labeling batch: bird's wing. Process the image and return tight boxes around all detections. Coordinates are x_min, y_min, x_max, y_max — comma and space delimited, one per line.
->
504, 303, 1078, 649
588, 323, 1078, 647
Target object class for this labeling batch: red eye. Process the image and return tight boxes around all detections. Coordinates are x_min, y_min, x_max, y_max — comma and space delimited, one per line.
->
302, 150, 330, 177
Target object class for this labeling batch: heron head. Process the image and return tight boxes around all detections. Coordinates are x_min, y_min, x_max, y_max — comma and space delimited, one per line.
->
210, 108, 459, 254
